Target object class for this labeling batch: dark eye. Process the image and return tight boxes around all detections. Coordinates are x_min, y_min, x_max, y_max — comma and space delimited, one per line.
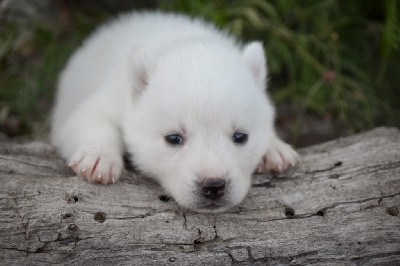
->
232, 132, 248, 144
165, 134, 184, 145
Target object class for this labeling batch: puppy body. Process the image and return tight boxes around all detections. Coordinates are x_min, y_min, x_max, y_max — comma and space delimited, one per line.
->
51, 12, 298, 212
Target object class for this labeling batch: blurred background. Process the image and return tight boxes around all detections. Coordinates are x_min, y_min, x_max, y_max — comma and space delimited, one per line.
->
0, 0, 399, 147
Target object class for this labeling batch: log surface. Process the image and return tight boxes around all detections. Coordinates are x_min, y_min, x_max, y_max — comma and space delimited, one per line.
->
1, 127, 399, 265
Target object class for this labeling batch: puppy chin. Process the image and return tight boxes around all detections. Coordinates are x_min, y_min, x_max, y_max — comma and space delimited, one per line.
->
191, 204, 233, 214
176, 197, 237, 213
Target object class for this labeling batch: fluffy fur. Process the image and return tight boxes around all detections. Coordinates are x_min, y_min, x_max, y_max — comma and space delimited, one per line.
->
51, 12, 299, 213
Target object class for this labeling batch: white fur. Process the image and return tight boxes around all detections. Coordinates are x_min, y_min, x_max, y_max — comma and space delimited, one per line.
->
51, 12, 299, 212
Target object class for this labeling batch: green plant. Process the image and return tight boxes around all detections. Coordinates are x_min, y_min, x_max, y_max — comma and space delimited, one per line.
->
1, 1, 399, 142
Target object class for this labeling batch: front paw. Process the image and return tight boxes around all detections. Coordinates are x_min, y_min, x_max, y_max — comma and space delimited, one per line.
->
256, 138, 299, 173
68, 148, 123, 184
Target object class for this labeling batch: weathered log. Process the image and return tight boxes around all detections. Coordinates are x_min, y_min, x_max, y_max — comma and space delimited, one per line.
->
1, 127, 399, 265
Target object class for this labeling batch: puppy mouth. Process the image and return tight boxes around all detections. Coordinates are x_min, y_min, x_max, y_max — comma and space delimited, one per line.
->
180, 184, 236, 213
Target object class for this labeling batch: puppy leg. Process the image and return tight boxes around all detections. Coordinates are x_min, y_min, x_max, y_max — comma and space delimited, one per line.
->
256, 136, 299, 173
55, 96, 124, 184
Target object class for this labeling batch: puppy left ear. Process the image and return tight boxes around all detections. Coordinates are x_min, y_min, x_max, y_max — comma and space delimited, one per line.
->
242, 41, 267, 87
131, 47, 156, 94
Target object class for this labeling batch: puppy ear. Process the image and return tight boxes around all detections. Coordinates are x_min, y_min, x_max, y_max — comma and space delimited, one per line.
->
131, 48, 156, 93
242, 41, 267, 87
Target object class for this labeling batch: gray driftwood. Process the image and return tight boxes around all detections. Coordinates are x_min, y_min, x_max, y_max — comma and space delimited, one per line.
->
1, 127, 399, 265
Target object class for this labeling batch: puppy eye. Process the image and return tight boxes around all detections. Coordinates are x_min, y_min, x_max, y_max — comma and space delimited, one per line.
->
165, 134, 184, 145
232, 132, 248, 144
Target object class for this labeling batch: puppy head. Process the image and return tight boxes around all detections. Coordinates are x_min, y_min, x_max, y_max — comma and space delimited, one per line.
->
124, 42, 274, 212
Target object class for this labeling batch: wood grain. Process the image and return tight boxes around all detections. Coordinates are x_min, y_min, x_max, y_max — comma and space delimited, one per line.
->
1, 127, 399, 265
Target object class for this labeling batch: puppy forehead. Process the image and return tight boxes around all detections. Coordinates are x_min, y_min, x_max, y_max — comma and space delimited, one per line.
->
153, 45, 255, 87
149, 71, 259, 114
141, 55, 266, 132
155, 89, 258, 130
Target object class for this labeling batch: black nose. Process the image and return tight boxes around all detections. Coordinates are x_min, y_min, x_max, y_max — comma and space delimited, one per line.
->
201, 179, 226, 200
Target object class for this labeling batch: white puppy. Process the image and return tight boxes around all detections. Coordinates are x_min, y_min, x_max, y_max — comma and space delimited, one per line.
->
51, 12, 299, 213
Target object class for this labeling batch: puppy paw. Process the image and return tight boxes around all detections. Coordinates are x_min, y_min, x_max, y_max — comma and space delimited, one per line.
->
256, 138, 299, 173
68, 148, 123, 184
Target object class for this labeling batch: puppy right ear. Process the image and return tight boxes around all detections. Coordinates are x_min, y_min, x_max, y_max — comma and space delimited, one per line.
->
131, 48, 156, 93
242, 41, 267, 88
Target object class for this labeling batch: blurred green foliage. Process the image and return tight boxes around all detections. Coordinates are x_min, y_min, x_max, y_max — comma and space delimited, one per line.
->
0, 0, 399, 140
0, 6, 109, 137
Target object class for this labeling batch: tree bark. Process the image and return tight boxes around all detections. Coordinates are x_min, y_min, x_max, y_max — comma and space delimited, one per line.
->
1, 127, 399, 265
